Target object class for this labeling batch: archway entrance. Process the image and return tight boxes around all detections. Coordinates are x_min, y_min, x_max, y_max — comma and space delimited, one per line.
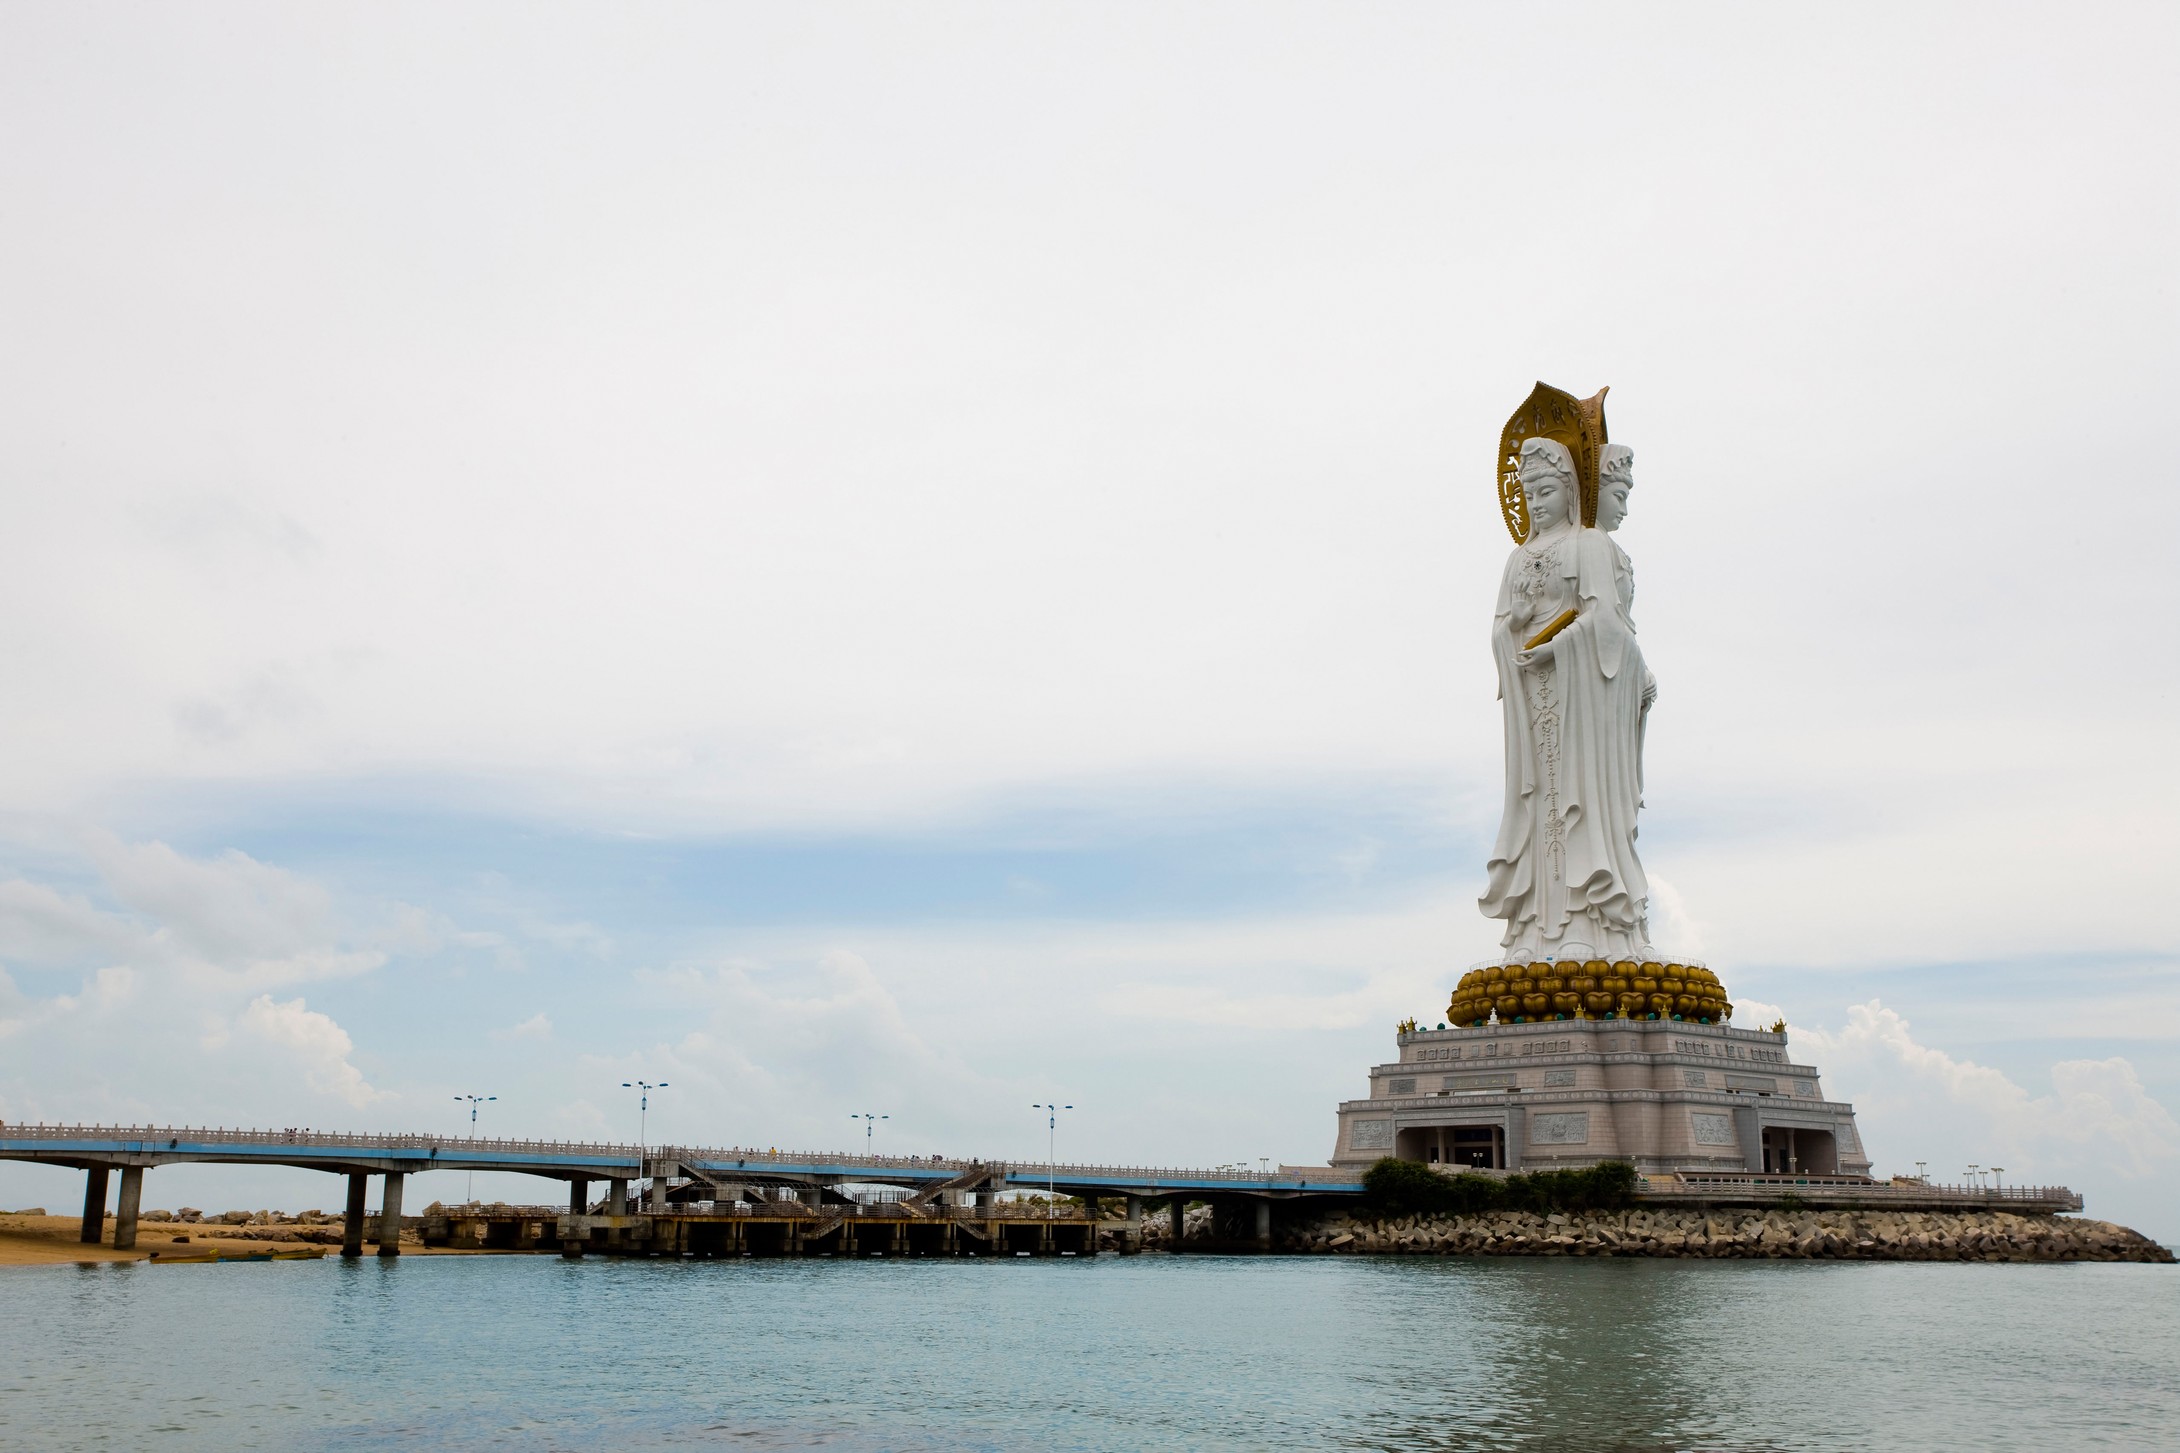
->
1761, 1127, 1838, 1174
1450, 1127, 1502, 1169
1395, 1124, 1505, 1169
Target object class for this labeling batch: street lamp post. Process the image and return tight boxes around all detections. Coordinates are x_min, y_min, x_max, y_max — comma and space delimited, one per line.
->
454, 1094, 496, 1205
1031, 1103, 1073, 1220
623, 1080, 669, 1204
1991, 1166, 2005, 1194
850, 1113, 889, 1153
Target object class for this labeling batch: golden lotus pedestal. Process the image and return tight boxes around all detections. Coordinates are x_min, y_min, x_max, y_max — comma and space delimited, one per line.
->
1446, 960, 1734, 1031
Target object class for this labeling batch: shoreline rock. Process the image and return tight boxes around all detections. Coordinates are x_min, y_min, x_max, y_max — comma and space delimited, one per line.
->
1270, 1206, 2172, 1263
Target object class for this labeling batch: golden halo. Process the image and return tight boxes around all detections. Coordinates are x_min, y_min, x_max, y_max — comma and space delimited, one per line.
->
1496, 382, 1610, 542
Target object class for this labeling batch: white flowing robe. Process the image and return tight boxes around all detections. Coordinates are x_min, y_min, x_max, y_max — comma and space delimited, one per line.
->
1479, 524, 1652, 957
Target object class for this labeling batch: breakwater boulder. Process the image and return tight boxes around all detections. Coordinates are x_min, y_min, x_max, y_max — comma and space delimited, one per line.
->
1283, 1206, 2173, 1262
1133, 1204, 1216, 1249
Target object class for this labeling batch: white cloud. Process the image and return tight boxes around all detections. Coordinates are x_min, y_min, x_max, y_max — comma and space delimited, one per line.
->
0, 838, 431, 1130
1644, 873, 1709, 962
53, 965, 140, 1015
1735, 998, 1787, 1033
638, 948, 981, 1094
1107, 983, 1381, 1033
83, 835, 384, 988
236, 995, 386, 1108
0, 966, 31, 1039
492, 1012, 552, 1042
1653, 791, 2180, 969
0, 837, 426, 1002
593, 901, 1466, 1165
0, 878, 140, 964
593, 945, 1132, 1157
552, 1098, 614, 1137
1792, 1000, 2180, 1182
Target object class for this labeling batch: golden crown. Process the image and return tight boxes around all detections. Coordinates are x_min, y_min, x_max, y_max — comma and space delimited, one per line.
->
1496, 381, 1609, 543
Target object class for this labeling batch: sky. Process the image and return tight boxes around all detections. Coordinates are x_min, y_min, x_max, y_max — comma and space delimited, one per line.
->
1, 3, 2176, 1236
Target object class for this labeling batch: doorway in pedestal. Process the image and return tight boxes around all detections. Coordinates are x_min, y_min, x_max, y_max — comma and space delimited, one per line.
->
1761, 1127, 1838, 1175
1451, 1127, 1502, 1169
1395, 1124, 1505, 1170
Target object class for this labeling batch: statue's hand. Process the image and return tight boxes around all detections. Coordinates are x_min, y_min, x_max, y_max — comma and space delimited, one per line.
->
1515, 640, 1556, 670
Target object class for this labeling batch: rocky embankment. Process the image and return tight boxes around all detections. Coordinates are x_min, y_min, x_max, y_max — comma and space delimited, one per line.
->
1276, 1206, 2172, 1262
141, 1208, 383, 1245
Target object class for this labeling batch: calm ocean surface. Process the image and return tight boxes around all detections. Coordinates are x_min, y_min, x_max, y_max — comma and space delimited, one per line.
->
4, 1253, 2175, 1451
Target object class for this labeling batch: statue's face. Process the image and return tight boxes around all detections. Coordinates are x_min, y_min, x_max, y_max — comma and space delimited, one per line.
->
1522, 466, 1572, 531
1598, 478, 1632, 532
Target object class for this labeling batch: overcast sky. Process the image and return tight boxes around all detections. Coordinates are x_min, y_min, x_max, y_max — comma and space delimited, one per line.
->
2, 3, 2176, 1235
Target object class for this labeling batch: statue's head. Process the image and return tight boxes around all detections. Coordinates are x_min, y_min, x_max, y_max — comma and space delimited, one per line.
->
1598, 444, 1635, 532
1518, 437, 1576, 532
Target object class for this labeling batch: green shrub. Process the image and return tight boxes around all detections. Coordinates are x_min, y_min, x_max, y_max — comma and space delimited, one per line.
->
1360, 1157, 1638, 1217
1361, 1158, 1501, 1216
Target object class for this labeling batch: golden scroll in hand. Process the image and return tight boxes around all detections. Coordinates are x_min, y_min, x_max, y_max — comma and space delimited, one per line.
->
1522, 608, 1578, 652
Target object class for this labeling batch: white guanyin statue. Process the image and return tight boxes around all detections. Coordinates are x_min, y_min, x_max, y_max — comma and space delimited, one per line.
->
1598, 443, 1660, 784
1478, 430, 1654, 960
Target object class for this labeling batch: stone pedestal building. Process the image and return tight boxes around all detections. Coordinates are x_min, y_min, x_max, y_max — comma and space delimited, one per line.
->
1332, 1017, 1871, 1177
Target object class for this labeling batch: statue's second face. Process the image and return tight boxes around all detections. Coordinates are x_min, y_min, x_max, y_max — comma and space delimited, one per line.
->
1598, 479, 1631, 532
1523, 468, 1572, 532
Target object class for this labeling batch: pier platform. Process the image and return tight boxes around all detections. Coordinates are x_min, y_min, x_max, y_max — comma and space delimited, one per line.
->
423, 1201, 1104, 1257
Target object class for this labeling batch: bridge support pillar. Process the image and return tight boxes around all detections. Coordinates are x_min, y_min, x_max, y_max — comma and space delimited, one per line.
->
377, 1171, 405, 1257
1124, 1195, 1143, 1253
113, 1166, 143, 1251
569, 1178, 587, 1215
79, 1165, 111, 1244
606, 1178, 628, 1250
1168, 1197, 1185, 1251
341, 1173, 368, 1257
1254, 1199, 1272, 1252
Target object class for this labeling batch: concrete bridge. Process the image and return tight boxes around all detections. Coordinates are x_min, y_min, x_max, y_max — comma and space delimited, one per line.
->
0, 1123, 1364, 1256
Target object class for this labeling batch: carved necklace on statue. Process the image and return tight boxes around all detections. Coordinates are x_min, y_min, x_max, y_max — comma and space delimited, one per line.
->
1514, 533, 1565, 616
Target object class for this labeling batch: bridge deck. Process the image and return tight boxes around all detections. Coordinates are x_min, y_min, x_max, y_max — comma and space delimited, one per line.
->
0, 1123, 1362, 1196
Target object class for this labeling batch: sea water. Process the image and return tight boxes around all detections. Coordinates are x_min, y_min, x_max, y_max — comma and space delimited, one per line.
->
3, 1253, 2174, 1451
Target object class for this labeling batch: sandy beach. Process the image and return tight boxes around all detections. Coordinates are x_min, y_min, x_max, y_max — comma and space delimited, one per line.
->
0, 1211, 481, 1265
